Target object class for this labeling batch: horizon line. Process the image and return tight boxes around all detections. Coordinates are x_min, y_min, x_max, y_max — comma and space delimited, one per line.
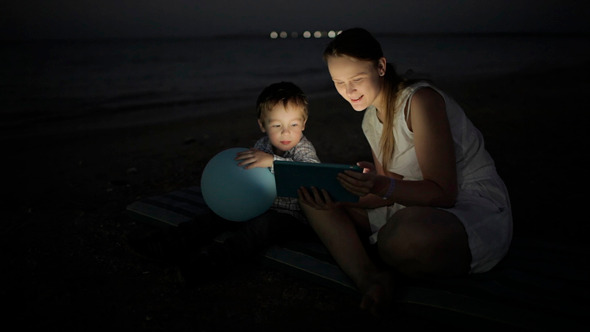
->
2, 31, 589, 42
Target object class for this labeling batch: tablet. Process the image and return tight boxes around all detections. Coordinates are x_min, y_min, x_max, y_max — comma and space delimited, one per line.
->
274, 161, 362, 202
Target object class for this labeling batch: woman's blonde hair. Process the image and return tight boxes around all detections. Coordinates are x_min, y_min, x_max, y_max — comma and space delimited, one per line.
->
323, 28, 416, 171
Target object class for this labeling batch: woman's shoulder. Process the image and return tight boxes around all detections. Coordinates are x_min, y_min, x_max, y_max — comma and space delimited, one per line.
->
404, 81, 445, 105
407, 88, 446, 122
403, 80, 437, 94
412, 85, 444, 100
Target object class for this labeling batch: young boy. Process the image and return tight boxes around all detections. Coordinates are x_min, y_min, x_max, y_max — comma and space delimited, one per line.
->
181, 81, 321, 282
235, 81, 320, 220
130, 82, 320, 283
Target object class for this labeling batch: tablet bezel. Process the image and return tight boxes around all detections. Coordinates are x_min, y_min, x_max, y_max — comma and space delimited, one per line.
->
274, 161, 362, 202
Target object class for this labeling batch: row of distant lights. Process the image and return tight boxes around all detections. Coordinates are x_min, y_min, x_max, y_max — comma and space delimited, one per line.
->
269, 30, 341, 39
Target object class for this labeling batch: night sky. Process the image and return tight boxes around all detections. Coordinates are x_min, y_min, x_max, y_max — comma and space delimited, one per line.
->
2, 0, 589, 40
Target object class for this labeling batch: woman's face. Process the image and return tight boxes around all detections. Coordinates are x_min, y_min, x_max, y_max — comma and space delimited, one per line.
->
326, 55, 385, 111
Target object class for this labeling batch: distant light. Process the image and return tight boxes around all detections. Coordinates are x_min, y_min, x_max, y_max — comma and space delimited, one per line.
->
270, 29, 340, 40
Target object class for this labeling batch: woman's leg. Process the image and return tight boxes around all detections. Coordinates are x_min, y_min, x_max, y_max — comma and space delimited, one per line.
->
300, 204, 392, 314
377, 206, 472, 278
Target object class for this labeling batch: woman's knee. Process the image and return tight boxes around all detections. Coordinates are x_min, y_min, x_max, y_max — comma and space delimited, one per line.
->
376, 207, 429, 265
376, 206, 471, 277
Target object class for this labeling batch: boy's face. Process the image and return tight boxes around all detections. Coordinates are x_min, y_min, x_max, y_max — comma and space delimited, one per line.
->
258, 102, 306, 154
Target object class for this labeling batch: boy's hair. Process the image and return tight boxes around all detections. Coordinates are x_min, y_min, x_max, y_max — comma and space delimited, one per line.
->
256, 82, 308, 122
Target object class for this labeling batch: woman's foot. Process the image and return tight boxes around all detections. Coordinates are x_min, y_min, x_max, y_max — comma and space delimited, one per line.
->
359, 271, 393, 316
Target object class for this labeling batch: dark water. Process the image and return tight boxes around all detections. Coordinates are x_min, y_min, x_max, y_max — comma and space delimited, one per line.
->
1, 34, 588, 132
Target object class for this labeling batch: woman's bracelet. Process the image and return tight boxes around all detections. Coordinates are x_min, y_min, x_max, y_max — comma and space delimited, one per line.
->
382, 177, 396, 200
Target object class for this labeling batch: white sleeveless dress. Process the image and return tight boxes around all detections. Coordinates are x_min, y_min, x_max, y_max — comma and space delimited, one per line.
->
362, 82, 512, 273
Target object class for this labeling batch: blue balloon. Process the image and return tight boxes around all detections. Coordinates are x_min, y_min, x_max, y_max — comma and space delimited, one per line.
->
201, 147, 276, 222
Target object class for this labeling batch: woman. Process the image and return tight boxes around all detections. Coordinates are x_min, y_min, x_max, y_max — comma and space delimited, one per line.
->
298, 28, 512, 314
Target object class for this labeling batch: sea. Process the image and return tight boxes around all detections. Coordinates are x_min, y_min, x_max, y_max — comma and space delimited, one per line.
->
1, 33, 589, 135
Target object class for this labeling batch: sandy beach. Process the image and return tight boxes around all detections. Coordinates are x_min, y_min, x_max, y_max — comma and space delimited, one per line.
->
4, 62, 589, 330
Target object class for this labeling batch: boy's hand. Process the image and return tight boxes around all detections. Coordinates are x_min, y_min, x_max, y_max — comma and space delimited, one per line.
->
235, 148, 273, 169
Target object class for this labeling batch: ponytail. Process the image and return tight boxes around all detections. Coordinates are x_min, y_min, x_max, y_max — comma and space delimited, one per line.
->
379, 63, 408, 172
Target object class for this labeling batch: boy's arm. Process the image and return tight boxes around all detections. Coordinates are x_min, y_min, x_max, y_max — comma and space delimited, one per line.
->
235, 137, 274, 169
240, 136, 320, 171
252, 137, 269, 152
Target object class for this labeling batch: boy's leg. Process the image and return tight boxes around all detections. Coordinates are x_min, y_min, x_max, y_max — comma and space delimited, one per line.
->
127, 211, 235, 265
180, 210, 311, 282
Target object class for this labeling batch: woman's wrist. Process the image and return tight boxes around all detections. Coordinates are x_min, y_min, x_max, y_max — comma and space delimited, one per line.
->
381, 177, 396, 200
371, 176, 396, 199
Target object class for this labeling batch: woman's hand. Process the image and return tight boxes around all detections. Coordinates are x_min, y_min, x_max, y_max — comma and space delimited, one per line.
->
337, 161, 378, 197
235, 148, 273, 169
297, 186, 341, 210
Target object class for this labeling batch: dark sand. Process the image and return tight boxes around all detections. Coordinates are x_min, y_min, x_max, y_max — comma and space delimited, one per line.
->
4, 63, 589, 330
